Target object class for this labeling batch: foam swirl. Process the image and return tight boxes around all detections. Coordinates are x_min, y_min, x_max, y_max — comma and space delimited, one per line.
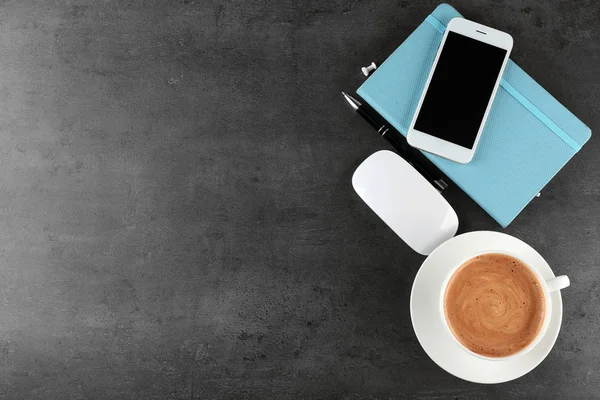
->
444, 254, 545, 357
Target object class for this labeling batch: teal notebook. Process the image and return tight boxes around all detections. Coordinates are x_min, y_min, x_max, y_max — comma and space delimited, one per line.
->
357, 3, 591, 227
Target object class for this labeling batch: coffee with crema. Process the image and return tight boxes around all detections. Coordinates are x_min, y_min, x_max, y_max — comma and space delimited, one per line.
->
444, 253, 546, 358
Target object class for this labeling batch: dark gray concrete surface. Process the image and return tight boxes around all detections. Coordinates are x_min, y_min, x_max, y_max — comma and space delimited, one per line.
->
0, 0, 597, 398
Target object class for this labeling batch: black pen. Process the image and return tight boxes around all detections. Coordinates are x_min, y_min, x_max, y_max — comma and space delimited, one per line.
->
342, 92, 448, 192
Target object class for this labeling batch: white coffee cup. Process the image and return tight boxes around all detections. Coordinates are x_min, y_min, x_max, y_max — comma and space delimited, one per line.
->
440, 250, 570, 361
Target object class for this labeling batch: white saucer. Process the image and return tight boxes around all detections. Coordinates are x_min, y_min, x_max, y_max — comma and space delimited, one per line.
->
410, 231, 563, 384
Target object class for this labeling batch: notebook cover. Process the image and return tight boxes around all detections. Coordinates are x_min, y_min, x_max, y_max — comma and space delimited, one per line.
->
357, 3, 592, 227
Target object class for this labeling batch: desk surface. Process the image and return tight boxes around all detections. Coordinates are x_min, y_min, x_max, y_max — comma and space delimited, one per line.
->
1, 1, 598, 398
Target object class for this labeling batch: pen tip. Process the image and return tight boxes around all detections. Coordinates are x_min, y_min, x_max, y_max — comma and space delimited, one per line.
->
341, 92, 360, 110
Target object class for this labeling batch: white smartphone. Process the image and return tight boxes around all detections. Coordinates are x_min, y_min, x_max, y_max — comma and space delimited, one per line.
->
407, 18, 513, 164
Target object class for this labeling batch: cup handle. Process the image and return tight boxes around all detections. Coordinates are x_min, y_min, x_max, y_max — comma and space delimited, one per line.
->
546, 275, 570, 292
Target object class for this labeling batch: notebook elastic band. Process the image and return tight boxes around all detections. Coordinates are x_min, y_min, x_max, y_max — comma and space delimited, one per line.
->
425, 15, 447, 33
425, 14, 581, 152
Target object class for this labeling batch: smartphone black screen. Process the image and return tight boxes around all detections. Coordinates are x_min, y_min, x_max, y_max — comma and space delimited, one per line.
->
414, 31, 507, 149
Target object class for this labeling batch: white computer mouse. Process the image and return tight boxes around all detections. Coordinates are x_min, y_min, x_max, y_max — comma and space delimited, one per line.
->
352, 150, 458, 255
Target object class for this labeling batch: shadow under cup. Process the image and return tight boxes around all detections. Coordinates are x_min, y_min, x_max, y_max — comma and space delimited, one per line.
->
441, 252, 557, 361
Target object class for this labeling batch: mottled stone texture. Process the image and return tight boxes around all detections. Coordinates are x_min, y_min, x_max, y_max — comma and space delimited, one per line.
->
0, 0, 597, 399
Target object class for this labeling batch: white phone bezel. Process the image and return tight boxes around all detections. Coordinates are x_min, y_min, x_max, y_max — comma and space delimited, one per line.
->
406, 17, 513, 164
